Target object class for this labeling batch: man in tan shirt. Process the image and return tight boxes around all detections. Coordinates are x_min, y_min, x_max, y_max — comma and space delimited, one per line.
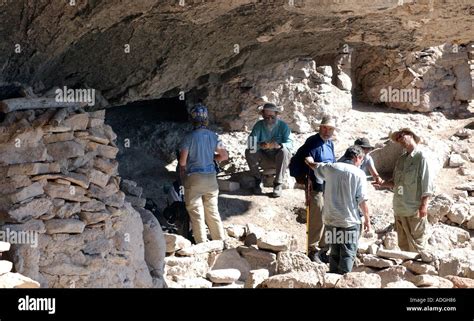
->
373, 128, 434, 253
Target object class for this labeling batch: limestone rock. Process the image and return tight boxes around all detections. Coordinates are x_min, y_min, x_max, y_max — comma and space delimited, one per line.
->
0, 260, 13, 275
2, 198, 52, 223
448, 153, 465, 167
178, 277, 212, 288
125, 195, 146, 208
44, 183, 90, 202
428, 224, 470, 250
382, 231, 399, 250
226, 225, 246, 239
7, 162, 60, 176
335, 272, 381, 288
0, 144, 50, 166
0, 241, 11, 252
377, 266, 415, 287
438, 257, 464, 277
43, 132, 74, 144
46, 141, 84, 160
164, 233, 192, 253
376, 248, 420, 261
87, 169, 110, 188
261, 270, 323, 288
238, 246, 277, 275
165, 256, 209, 280
81, 200, 106, 212
137, 207, 166, 279
277, 251, 321, 274
177, 240, 224, 256
323, 273, 343, 288
402, 260, 437, 275
62, 113, 89, 131
447, 203, 470, 225
427, 194, 454, 224
0, 272, 40, 288
0, 175, 31, 194
244, 269, 269, 288
1, 182, 44, 205
444, 275, 474, 288
45, 219, 86, 234
362, 254, 395, 269
257, 230, 292, 252
103, 191, 125, 208
120, 179, 143, 197
385, 280, 417, 288
206, 269, 241, 284
211, 249, 251, 281
79, 211, 109, 225
412, 275, 454, 288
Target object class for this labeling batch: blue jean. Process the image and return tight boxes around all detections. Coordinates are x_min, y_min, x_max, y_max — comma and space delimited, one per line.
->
326, 225, 360, 274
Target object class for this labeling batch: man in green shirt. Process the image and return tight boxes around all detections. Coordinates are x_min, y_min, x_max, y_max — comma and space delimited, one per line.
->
245, 103, 293, 198
373, 128, 434, 253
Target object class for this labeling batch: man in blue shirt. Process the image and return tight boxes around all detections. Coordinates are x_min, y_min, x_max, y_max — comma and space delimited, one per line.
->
300, 116, 336, 263
179, 104, 228, 243
245, 103, 293, 198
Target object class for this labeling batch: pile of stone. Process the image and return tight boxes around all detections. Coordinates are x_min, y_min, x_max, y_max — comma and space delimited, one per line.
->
0, 241, 39, 288
163, 214, 474, 288
163, 223, 329, 288
0, 100, 165, 288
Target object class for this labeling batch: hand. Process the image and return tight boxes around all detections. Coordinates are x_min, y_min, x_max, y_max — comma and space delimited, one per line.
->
259, 142, 270, 149
304, 159, 317, 170
363, 218, 371, 232
269, 141, 281, 149
372, 181, 383, 190
418, 205, 428, 218
375, 176, 384, 185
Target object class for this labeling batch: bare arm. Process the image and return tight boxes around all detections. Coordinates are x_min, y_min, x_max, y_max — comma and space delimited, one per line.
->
418, 195, 430, 218
359, 200, 371, 232
214, 146, 228, 162
179, 149, 188, 183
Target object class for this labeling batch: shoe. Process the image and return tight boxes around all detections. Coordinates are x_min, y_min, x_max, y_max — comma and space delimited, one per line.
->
272, 183, 282, 198
318, 249, 329, 264
308, 250, 323, 264
253, 179, 263, 195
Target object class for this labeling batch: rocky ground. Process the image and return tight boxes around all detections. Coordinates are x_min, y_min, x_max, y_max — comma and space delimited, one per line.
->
110, 100, 474, 288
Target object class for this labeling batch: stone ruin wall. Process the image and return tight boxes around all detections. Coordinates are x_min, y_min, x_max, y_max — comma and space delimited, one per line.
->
0, 103, 166, 288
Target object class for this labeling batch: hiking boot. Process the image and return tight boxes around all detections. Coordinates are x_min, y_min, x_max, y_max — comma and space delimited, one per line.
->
318, 249, 329, 264
253, 179, 263, 195
308, 250, 323, 264
272, 183, 282, 198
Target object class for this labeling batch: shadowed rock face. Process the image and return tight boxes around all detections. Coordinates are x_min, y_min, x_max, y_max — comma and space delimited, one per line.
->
0, 0, 472, 107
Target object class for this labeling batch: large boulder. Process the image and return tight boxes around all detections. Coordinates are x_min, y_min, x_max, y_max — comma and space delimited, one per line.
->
335, 272, 381, 288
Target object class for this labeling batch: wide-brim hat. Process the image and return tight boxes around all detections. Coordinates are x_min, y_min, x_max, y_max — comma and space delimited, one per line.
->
354, 137, 375, 149
317, 115, 337, 129
390, 128, 421, 144
258, 103, 283, 113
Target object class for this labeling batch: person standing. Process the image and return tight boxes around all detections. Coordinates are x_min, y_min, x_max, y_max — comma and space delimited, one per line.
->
373, 128, 434, 253
299, 115, 336, 263
309, 145, 370, 274
245, 103, 293, 198
179, 103, 228, 243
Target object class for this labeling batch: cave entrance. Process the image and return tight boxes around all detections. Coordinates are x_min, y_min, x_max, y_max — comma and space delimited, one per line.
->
107, 97, 189, 124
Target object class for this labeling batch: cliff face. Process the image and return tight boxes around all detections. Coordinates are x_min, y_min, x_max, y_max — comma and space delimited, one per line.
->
0, 0, 472, 108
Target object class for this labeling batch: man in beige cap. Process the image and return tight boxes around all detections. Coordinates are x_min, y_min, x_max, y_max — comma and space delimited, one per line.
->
295, 115, 336, 263
373, 128, 434, 253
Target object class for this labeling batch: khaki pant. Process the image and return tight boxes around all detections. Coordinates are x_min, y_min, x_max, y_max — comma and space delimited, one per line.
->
184, 173, 225, 243
245, 148, 291, 185
308, 190, 327, 251
394, 215, 428, 253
